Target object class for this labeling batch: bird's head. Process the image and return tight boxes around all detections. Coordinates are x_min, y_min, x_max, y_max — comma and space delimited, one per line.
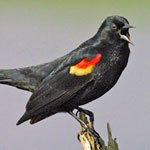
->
98, 16, 134, 45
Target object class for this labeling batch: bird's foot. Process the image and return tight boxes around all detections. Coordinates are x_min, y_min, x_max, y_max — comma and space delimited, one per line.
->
77, 112, 102, 149
69, 111, 102, 149
76, 107, 95, 128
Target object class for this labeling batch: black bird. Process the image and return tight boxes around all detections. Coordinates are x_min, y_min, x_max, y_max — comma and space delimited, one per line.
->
0, 16, 133, 125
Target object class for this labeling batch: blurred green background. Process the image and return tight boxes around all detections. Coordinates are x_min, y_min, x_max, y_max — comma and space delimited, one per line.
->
0, 1, 149, 150
0, 0, 149, 26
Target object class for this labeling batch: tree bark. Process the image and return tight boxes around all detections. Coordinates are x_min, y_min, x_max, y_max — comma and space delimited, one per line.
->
78, 112, 119, 150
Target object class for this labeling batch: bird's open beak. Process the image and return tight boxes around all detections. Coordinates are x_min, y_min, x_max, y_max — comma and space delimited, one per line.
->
122, 23, 135, 29
120, 33, 132, 44
119, 23, 135, 45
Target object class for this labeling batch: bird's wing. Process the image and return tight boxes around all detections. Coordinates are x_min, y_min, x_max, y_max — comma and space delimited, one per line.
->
26, 49, 102, 114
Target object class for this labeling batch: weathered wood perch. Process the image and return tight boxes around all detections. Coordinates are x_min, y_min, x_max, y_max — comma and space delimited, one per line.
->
78, 112, 119, 150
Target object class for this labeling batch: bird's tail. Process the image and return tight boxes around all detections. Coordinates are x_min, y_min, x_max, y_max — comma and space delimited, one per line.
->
0, 69, 16, 85
16, 112, 31, 125
0, 69, 35, 92
16, 111, 56, 125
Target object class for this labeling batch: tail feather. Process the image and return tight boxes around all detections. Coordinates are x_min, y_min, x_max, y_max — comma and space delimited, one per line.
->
17, 112, 55, 125
0, 70, 15, 85
0, 71, 11, 82
0, 69, 37, 92
30, 113, 48, 124
0, 79, 12, 83
16, 112, 31, 125
30, 112, 55, 124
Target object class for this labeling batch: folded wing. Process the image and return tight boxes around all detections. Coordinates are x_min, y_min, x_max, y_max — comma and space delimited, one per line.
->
17, 50, 102, 125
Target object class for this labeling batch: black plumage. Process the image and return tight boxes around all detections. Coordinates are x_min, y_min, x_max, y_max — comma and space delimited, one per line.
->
0, 16, 133, 125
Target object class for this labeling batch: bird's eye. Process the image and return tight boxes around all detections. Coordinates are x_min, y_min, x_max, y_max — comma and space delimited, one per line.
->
112, 24, 117, 30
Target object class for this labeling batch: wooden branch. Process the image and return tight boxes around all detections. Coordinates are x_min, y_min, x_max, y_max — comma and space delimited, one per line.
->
78, 112, 119, 150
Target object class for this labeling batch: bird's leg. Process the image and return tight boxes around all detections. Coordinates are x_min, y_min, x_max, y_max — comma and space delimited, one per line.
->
76, 107, 95, 128
69, 111, 100, 138
69, 111, 89, 129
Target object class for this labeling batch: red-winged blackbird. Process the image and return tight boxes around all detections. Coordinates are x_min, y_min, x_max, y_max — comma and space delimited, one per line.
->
0, 16, 133, 125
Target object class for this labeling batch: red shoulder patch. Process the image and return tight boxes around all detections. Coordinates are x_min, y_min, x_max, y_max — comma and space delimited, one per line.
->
75, 53, 102, 68
69, 53, 102, 76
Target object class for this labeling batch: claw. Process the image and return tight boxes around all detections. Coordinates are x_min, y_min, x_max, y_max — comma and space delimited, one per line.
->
76, 110, 80, 117
77, 107, 95, 128
86, 127, 100, 138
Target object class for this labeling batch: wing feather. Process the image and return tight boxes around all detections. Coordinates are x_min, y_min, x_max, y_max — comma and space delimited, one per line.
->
26, 67, 93, 114
25, 48, 100, 115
